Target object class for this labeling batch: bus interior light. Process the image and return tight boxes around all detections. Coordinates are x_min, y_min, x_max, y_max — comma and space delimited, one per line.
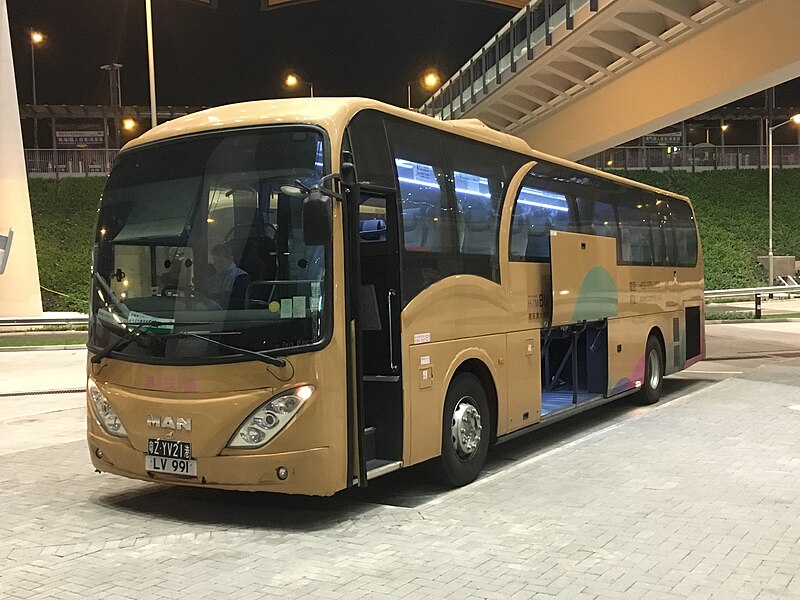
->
228, 385, 315, 449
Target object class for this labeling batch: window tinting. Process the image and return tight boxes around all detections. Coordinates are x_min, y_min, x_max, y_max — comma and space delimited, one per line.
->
616, 195, 654, 266
347, 110, 394, 188
670, 199, 698, 267
508, 161, 698, 268
443, 133, 527, 266
385, 117, 528, 302
510, 184, 570, 261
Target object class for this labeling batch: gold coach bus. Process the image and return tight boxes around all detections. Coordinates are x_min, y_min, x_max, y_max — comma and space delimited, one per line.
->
87, 98, 704, 495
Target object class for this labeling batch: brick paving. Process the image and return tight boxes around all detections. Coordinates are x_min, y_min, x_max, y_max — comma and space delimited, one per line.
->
3, 355, 800, 598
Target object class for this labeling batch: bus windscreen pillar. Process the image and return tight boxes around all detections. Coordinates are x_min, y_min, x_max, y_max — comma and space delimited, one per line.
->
0, 0, 43, 317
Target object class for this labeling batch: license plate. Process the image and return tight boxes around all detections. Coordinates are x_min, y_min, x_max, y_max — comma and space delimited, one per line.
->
146, 439, 196, 476
148, 439, 191, 459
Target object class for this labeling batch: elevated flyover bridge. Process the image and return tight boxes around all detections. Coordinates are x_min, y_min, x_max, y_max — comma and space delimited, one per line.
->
419, 0, 800, 160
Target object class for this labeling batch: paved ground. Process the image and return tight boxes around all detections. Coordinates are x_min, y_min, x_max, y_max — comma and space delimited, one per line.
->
2, 325, 800, 599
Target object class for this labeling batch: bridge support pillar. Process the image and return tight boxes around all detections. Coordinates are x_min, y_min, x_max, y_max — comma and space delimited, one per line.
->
0, 0, 43, 317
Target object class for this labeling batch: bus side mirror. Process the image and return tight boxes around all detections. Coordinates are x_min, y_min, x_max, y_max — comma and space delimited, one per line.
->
303, 189, 332, 246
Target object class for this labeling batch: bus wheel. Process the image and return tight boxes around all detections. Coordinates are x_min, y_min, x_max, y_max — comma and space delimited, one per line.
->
435, 373, 491, 487
636, 335, 664, 405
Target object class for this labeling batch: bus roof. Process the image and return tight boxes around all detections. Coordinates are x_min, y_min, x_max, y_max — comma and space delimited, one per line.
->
124, 97, 689, 203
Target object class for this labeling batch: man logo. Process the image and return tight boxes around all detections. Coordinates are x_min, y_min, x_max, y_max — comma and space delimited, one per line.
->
147, 415, 192, 431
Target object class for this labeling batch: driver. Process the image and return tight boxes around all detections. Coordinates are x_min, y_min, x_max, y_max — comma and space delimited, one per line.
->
207, 243, 250, 309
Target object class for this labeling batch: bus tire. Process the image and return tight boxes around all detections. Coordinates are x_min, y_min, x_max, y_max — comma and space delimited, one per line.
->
636, 335, 664, 405
434, 372, 491, 487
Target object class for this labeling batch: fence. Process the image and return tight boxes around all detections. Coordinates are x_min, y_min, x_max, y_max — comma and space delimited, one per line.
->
580, 145, 800, 172
25, 149, 120, 178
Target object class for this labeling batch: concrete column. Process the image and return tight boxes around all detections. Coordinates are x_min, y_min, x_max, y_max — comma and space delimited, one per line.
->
0, 0, 43, 317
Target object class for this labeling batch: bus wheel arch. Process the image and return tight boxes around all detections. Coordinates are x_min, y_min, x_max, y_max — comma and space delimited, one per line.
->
433, 360, 496, 487
637, 327, 665, 405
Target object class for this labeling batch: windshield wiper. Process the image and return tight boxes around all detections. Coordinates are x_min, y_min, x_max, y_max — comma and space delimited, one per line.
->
91, 320, 165, 364
175, 332, 287, 367
91, 319, 215, 363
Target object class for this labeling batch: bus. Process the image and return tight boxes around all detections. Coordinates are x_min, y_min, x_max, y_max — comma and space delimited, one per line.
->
86, 98, 704, 495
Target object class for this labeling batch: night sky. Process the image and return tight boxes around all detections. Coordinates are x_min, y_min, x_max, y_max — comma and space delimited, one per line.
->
8, 0, 514, 108
8, 0, 800, 146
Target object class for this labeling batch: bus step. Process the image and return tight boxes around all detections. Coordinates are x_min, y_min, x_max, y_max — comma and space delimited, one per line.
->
364, 426, 376, 463
366, 459, 403, 480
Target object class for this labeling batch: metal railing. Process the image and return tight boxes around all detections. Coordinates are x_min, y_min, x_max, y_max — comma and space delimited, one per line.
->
419, 0, 593, 119
705, 285, 800, 319
25, 149, 119, 178
580, 144, 800, 172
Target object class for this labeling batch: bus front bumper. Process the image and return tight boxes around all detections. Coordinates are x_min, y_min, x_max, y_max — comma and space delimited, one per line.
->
87, 429, 341, 496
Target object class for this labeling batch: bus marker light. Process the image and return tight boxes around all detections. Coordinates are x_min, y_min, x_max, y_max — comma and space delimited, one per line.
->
634, 381, 642, 388
277, 467, 289, 480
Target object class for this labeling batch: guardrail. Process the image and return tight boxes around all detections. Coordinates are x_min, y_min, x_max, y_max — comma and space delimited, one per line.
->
705, 285, 800, 319
0, 315, 89, 329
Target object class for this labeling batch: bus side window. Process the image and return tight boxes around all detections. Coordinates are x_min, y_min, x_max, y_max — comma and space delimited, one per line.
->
509, 181, 568, 262
617, 199, 654, 266
670, 199, 698, 267
589, 198, 618, 239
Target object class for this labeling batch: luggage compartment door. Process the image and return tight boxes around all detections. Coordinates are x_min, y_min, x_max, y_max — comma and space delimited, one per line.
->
549, 231, 618, 327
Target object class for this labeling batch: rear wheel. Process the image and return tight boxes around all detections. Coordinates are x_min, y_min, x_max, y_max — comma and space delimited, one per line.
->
636, 335, 664, 405
433, 372, 491, 487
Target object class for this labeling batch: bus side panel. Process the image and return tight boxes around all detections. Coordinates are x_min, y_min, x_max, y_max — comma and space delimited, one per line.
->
405, 335, 507, 467
505, 330, 542, 434
607, 313, 673, 397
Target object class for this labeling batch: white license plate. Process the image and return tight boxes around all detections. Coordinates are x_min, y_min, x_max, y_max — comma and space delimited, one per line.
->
145, 455, 197, 476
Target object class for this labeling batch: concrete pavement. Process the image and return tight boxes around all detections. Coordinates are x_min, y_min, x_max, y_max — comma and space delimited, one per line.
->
2, 323, 800, 599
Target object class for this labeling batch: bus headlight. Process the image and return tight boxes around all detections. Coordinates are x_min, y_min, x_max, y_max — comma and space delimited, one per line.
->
227, 385, 314, 449
87, 378, 127, 437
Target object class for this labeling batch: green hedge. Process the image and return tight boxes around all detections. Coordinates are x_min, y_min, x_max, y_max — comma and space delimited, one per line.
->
27, 170, 800, 311
29, 178, 105, 313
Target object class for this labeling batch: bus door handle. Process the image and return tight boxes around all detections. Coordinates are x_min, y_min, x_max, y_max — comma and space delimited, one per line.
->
387, 289, 397, 371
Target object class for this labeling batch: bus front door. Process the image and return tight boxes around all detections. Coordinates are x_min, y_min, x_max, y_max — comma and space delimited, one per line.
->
356, 190, 403, 477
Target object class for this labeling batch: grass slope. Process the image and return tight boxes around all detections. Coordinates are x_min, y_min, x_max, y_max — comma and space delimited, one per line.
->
29, 178, 104, 313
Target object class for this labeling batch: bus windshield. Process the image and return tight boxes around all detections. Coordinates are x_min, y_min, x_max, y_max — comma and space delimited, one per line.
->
89, 127, 329, 363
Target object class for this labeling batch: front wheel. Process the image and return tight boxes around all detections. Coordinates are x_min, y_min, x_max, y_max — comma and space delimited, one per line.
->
636, 335, 664, 405
433, 372, 491, 487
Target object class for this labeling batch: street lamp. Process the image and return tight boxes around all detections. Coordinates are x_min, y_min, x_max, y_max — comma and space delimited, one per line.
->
407, 71, 440, 110
285, 74, 313, 97
30, 30, 44, 149
767, 113, 800, 284
122, 118, 136, 131
145, 0, 158, 128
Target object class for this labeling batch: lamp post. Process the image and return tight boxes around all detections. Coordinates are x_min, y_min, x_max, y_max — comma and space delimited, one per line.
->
145, 0, 157, 128
285, 74, 313, 97
30, 30, 44, 149
100, 63, 123, 149
407, 71, 440, 110
767, 113, 800, 284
